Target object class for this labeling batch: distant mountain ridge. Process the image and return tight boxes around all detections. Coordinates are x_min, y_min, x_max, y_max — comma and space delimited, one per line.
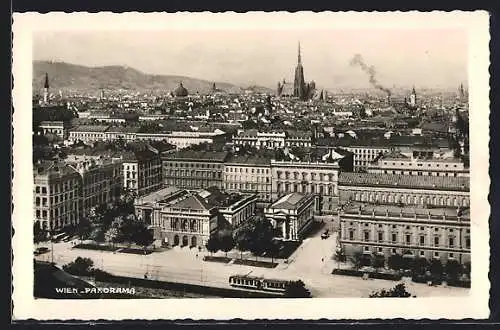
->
33, 61, 273, 96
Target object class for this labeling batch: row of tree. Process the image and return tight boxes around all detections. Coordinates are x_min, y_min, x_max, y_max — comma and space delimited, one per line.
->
347, 251, 470, 281
205, 216, 280, 262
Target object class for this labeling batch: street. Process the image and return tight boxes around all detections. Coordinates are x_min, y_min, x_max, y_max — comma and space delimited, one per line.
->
36, 229, 470, 298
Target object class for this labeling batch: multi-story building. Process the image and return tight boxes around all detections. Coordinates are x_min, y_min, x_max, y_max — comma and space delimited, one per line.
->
104, 126, 140, 142
271, 160, 340, 214
162, 151, 229, 190
65, 155, 123, 217
264, 192, 316, 241
338, 172, 469, 208
233, 130, 286, 149
284, 130, 313, 148
38, 121, 68, 140
337, 145, 391, 171
223, 154, 273, 203
34, 161, 81, 232
122, 149, 163, 197
339, 203, 471, 265
137, 129, 226, 149
367, 153, 469, 177
68, 125, 109, 143
232, 129, 312, 149
134, 188, 255, 247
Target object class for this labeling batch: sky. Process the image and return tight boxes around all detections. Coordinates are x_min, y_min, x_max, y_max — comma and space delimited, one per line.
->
33, 29, 468, 90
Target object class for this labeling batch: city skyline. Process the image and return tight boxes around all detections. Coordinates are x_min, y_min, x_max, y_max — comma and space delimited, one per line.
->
33, 29, 468, 91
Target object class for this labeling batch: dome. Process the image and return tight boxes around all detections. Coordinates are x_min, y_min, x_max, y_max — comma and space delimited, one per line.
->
174, 82, 188, 97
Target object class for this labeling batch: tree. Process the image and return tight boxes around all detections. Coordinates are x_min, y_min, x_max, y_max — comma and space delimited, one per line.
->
284, 280, 312, 298
133, 226, 155, 251
219, 234, 235, 258
369, 283, 414, 298
411, 257, 429, 276
445, 259, 462, 281
235, 230, 252, 260
350, 251, 363, 270
206, 236, 220, 256
62, 257, 95, 276
104, 227, 119, 247
373, 254, 386, 271
388, 254, 403, 271
89, 227, 105, 243
33, 221, 48, 244
76, 217, 92, 242
429, 259, 444, 279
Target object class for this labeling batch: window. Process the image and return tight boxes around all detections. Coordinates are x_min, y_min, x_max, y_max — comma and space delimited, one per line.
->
378, 224, 383, 228
406, 234, 411, 244
420, 226, 425, 231
35, 186, 40, 193
41, 187, 47, 194
378, 232, 383, 242
420, 251, 425, 256
449, 237, 455, 248
364, 231, 369, 241
449, 253, 454, 259
466, 237, 470, 249
392, 233, 397, 243
392, 248, 397, 254
378, 248, 383, 253
449, 229, 454, 233
434, 252, 439, 258
363, 246, 369, 252
349, 231, 354, 240
434, 237, 439, 246
420, 235, 425, 245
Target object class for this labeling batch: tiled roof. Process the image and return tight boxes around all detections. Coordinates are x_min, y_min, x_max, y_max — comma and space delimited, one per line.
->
270, 192, 313, 210
163, 150, 229, 162
339, 172, 469, 191
70, 125, 109, 132
344, 202, 470, 219
225, 154, 271, 166
172, 194, 211, 211
34, 161, 79, 178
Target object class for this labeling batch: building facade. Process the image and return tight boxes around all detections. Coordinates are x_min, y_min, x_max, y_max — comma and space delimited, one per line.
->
264, 193, 316, 241
34, 161, 81, 232
122, 149, 163, 197
39, 121, 68, 140
66, 156, 123, 217
367, 155, 469, 177
162, 151, 228, 190
223, 155, 273, 203
339, 203, 471, 265
338, 172, 470, 208
271, 160, 340, 214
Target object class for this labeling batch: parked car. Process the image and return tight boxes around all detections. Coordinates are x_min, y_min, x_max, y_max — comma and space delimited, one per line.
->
321, 233, 330, 240
34, 247, 50, 255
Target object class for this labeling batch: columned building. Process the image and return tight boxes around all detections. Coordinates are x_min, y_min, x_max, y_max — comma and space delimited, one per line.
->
264, 192, 316, 241
338, 172, 470, 208
223, 155, 272, 203
271, 160, 340, 214
339, 203, 471, 265
162, 151, 229, 190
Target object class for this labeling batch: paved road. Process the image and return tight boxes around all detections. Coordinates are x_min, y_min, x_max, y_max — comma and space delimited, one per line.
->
36, 232, 469, 298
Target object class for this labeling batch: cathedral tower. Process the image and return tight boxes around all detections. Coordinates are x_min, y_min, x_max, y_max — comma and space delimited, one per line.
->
43, 73, 50, 104
293, 42, 306, 100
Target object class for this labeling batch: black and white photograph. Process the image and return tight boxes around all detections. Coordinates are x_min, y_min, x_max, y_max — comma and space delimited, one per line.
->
12, 11, 490, 320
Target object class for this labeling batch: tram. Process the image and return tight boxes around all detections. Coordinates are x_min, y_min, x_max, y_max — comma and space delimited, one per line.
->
228, 274, 293, 293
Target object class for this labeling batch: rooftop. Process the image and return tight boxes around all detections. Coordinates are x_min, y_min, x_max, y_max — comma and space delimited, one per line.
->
343, 202, 470, 219
269, 192, 314, 210
225, 154, 271, 166
339, 172, 469, 191
163, 150, 229, 162
70, 125, 109, 133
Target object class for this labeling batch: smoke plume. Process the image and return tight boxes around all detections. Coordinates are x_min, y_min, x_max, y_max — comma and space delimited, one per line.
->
350, 54, 391, 97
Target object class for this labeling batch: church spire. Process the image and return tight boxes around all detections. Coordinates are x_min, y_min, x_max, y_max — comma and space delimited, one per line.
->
298, 41, 302, 65
44, 72, 49, 89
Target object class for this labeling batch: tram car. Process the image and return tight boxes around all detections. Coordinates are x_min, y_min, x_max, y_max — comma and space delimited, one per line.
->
228, 274, 293, 293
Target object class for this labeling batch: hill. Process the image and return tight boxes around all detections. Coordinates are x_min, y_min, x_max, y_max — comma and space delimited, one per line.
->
33, 61, 273, 96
